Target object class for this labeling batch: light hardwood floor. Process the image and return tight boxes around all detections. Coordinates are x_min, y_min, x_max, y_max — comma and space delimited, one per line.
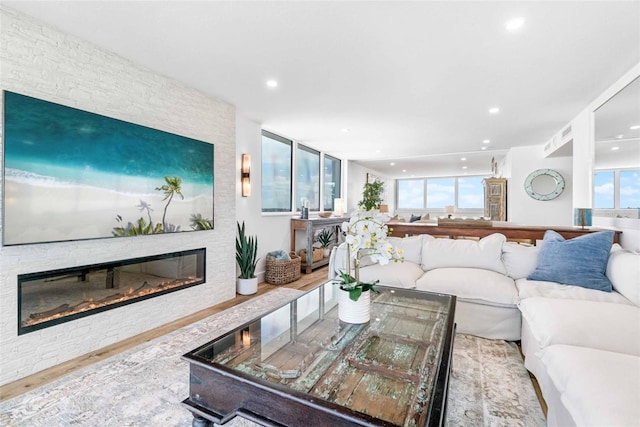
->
0, 267, 330, 402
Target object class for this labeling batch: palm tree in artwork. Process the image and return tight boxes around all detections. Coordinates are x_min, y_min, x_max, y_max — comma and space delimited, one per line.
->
155, 176, 184, 231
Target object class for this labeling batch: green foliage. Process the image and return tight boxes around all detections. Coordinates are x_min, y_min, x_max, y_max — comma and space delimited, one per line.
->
315, 228, 334, 248
112, 216, 163, 236
337, 271, 380, 302
358, 179, 384, 211
156, 176, 184, 228
236, 221, 259, 279
190, 213, 213, 230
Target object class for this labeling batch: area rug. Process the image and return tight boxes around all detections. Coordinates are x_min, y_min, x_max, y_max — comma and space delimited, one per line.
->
0, 289, 545, 427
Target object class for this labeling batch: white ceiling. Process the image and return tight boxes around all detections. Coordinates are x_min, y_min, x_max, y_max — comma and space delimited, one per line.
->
4, 1, 640, 178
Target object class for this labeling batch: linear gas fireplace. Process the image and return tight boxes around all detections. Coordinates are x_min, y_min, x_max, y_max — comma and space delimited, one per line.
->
18, 248, 206, 335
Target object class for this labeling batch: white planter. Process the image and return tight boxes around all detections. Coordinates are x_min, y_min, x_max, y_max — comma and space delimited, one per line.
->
323, 248, 331, 258
338, 288, 371, 324
237, 277, 258, 295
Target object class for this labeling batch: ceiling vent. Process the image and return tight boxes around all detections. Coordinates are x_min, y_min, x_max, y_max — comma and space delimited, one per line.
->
561, 125, 572, 139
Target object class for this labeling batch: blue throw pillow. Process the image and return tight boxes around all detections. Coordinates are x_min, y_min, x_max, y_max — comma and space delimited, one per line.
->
409, 214, 421, 223
527, 230, 614, 292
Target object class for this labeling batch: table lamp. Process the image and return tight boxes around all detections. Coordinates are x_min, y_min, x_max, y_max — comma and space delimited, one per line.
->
573, 208, 592, 229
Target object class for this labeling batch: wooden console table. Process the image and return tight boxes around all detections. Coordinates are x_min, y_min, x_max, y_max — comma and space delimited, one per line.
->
291, 217, 345, 273
387, 222, 621, 245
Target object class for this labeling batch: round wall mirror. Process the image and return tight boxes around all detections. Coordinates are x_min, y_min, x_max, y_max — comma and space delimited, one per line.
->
524, 169, 565, 201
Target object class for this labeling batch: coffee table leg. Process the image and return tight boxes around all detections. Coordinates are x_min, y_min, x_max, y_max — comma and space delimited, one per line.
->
192, 414, 213, 427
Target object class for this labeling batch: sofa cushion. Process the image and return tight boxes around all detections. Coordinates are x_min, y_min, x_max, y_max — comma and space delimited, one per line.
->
388, 235, 424, 265
415, 267, 518, 307
421, 233, 507, 275
501, 242, 539, 279
527, 230, 614, 292
515, 278, 634, 305
541, 345, 640, 427
519, 297, 640, 356
607, 248, 640, 306
357, 261, 423, 289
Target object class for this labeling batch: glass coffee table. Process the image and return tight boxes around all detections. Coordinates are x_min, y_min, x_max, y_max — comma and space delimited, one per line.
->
182, 282, 456, 427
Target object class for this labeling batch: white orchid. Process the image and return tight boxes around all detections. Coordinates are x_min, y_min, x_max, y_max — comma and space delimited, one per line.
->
339, 209, 404, 301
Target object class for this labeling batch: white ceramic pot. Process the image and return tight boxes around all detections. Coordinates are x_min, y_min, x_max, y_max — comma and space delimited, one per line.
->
338, 288, 371, 324
237, 277, 258, 295
323, 248, 331, 258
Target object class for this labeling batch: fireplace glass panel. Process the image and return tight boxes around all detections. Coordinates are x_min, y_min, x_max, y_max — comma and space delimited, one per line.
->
18, 248, 205, 335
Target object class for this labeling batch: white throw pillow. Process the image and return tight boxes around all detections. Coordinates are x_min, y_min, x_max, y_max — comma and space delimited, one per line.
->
421, 233, 507, 275
388, 235, 424, 265
606, 248, 640, 306
501, 242, 539, 279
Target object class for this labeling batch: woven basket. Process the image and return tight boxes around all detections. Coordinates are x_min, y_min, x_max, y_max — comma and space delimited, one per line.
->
265, 252, 301, 285
299, 248, 323, 263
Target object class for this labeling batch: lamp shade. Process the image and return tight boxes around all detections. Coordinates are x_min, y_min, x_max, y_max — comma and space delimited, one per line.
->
334, 198, 345, 217
573, 208, 592, 228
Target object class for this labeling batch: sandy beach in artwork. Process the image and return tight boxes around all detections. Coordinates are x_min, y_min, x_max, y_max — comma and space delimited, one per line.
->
3, 180, 214, 245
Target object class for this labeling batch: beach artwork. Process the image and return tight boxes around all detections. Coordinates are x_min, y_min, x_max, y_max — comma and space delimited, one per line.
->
2, 91, 214, 246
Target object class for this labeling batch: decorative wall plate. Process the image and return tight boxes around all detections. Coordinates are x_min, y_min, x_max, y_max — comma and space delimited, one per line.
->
524, 169, 565, 201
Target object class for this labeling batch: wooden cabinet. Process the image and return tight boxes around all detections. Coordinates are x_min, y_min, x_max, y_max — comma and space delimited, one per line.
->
483, 178, 507, 221
290, 217, 344, 273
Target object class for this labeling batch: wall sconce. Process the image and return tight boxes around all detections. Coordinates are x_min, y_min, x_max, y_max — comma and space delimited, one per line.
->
574, 208, 592, 229
241, 154, 251, 197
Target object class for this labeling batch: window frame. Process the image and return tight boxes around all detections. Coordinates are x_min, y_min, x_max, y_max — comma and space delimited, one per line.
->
594, 167, 640, 211
261, 130, 343, 214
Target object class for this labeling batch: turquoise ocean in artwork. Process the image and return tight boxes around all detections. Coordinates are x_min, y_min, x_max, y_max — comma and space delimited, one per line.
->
4, 92, 214, 198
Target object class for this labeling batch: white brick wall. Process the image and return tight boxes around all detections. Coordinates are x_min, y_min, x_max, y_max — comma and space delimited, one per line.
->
0, 6, 237, 386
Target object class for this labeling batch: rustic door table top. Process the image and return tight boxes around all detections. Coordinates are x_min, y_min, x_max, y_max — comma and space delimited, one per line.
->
182, 282, 456, 427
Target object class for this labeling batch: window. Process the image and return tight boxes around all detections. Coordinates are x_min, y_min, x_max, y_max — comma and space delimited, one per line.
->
296, 145, 320, 211
261, 131, 341, 213
261, 131, 292, 212
397, 179, 425, 209
396, 176, 488, 210
595, 169, 640, 210
620, 170, 640, 209
324, 155, 341, 211
457, 177, 485, 209
594, 171, 614, 209
426, 178, 455, 208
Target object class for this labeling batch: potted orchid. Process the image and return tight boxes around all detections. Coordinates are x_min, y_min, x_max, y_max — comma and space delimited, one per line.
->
337, 210, 404, 322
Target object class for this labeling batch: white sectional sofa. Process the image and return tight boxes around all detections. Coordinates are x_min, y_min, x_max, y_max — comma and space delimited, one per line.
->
329, 230, 640, 425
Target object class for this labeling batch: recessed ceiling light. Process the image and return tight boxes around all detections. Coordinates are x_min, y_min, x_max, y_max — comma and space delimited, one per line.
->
462, 166, 468, 170
481, 147, 488, 150
630, 125, 640, 130
402, 169, 407, 173
460, 157, 467, 161
375, 149, 381, 153
266, 79, 278, 88
489, 107, 500, 114
341, 128, 350, 133
390, 162, 395, 166
611, 146, 620, 151
482, 139, 491, 144
505, 17, 525, 31
616, 134, 624, 139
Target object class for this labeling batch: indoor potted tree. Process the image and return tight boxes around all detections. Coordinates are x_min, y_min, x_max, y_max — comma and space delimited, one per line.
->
236, 221, 259, 295
358, 179, 385, 211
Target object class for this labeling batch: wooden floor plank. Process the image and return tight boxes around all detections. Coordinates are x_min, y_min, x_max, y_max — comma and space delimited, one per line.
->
0, 267, 330, 402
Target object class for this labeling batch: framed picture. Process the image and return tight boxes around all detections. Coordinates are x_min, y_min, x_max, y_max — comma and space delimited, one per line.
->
3, 91, 214, 245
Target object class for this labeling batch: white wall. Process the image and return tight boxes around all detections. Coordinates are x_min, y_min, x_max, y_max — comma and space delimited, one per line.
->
0, 7, 236, 385
503, 146, 573, 226
347, 161, 395, 214
550, 63, 640, 249
235, 116, 292, 281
